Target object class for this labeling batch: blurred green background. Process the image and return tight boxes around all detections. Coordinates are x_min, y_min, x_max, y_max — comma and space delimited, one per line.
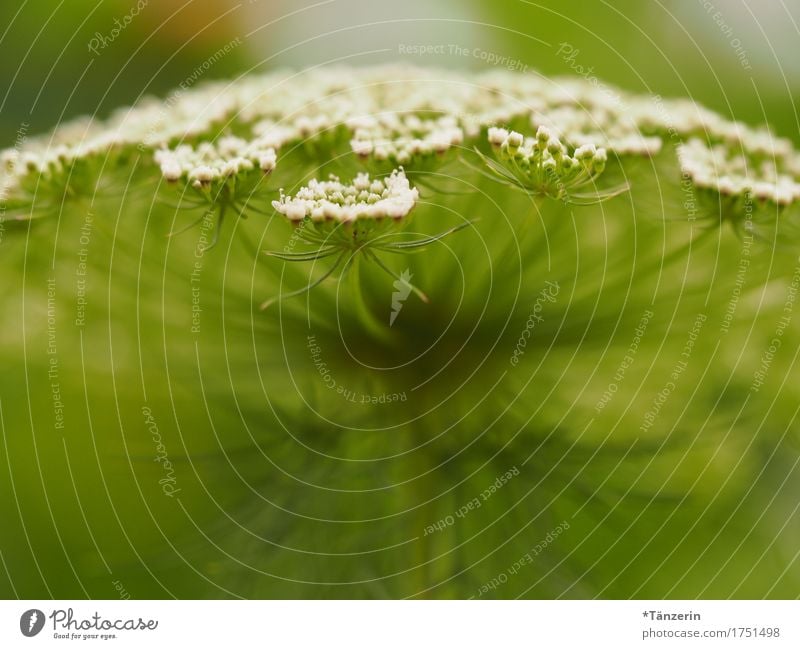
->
1, 0, 800, 600
2, 0, 798, 143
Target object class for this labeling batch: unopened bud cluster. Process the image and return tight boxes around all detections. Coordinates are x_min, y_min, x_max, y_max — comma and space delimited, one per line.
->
530, 105, 662, 156
488, 126, 608, 200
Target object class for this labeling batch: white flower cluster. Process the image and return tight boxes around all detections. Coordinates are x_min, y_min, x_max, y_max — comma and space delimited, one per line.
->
271, 169, 418, 222
1, 65, 799, 210
0, 114, 136, 182
154, 136, 277, 188
678, 138, 800, 206
348, 114, 464, 163
488, 126, 608, 200
1, 84, 237, 190
251, 119, 319, 150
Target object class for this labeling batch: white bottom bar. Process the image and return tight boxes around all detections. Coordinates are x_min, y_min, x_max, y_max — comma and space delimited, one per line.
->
1, 600, 797, 647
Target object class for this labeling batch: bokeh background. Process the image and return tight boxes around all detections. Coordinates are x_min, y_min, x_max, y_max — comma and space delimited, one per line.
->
2, 0, 799, 143
2, 0, 800, 599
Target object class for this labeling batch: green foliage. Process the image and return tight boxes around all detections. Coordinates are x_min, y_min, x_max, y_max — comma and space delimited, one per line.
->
2, 66, 800, 599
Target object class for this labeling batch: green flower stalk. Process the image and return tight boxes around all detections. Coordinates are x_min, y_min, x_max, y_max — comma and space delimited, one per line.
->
262, 169, 474, 310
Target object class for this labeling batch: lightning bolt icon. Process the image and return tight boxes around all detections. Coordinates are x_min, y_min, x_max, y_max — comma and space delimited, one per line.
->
28, 611, 38, 632
390, 269, 414, 327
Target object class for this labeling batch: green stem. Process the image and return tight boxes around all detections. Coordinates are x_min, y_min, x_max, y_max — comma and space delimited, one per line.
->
345, 253, 394, 343
412, 426, 435, 597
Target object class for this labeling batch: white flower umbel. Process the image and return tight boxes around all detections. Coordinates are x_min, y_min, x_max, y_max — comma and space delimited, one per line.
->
155, 136, 277, 188
262, 166, 472, 310
271, 168, 418, 223
348, 114, 464, 166
679, 138, 800, 207
153, 136, 278, 248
